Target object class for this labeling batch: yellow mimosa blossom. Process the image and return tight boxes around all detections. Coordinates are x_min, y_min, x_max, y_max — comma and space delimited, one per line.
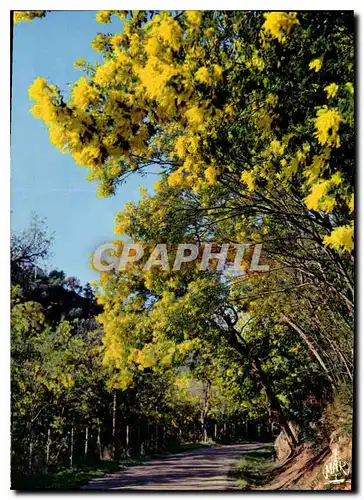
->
73, 58, 86, 69
154, 16, 182, 52
349, 193, 354, 213
195, 67, 210, 83
323, 224, 354, 253
111, 35, 124, 52
185, 106, 205, 128
204, 27, 214, 38
262, 12, 299, 43
305, 173, 341, 212
145, 36, 161, 56
314, 106, 344, 148
195, 65, 223, 85
136, 58, 177, 103
96, 10, 113, 24
204, 166, 218, 185
71, 77, 99, 111
90, 33, 110, 53
14, 11, 45, 23
269, 140, 284, 155
303, 154, 327, 185
309, 58, 322, 72
168, 169, 184, 187
241, 171, 256, 192
49, 125, 68, 151
324, 83, 339, 99
28, 77, 48, 101
250, 51, 265, 71
174, 136, 187, 159
94, 60, 117, 86
186, 11, 202, 27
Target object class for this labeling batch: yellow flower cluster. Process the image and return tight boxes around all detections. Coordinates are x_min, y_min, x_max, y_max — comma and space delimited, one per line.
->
303, 153, 328, 185
241, 171, 256, 192
186, 11, 202, 27
195, 65, 223, 85
324, 83, 339, 99
153, 16, 183, 52
313, 106, 344, 148
204, 166, 218, 185
90, 34, 109, 53
28, 77, 58, 122
14, 11, 45, 23
95, 10, 127, 24
305, 173, 342, 213
96, 11, 114, 24
94, 59, 117, 86
309, 58, 322, 72
168, 169, 185, 187
323, 224, 354, 253
71, 77, 98, 111
185, 105, 205, 129
262, 12, 299, 43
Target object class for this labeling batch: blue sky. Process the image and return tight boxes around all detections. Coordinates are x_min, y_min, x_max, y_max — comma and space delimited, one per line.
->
11, 11, 155, 285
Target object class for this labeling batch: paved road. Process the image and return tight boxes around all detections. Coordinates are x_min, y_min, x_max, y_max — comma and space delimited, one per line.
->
81, 443, 266, 491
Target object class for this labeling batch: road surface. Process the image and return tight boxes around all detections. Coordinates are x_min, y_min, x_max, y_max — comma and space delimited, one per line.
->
81, 443, 266, 491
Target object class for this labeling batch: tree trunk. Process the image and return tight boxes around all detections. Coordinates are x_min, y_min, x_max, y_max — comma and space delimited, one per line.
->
84, 426, 89, 460
112, 391, 120, 459
126, 425, 130, 457
46, 428, 51, 466
97, 426, 102, 460
282, 314, 335, 388
252, 357, 298, 449
200, 380, 211, 443
28, 435, 33, 474
70, 426, 74, 468
222, 317, 299, 451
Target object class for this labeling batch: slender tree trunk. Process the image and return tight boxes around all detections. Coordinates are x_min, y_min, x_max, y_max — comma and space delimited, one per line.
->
126, 425, 130, 457
252, 357, 298, 449
200, 380, 211, 443
224, 316, 298, 449
28, 435, 33, 475
222, 317, 298, 449
84, 426, 89, 460
97, 426, 102, 460
327, 337, 353, 381
46, 428, 51, 466
112, 392, 117, 448
70, 426, 74, 468
282, 314, 335, 388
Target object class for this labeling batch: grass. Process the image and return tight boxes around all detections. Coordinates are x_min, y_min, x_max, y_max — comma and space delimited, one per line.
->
12, 442, 211, 490
229, 445, 275, 490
